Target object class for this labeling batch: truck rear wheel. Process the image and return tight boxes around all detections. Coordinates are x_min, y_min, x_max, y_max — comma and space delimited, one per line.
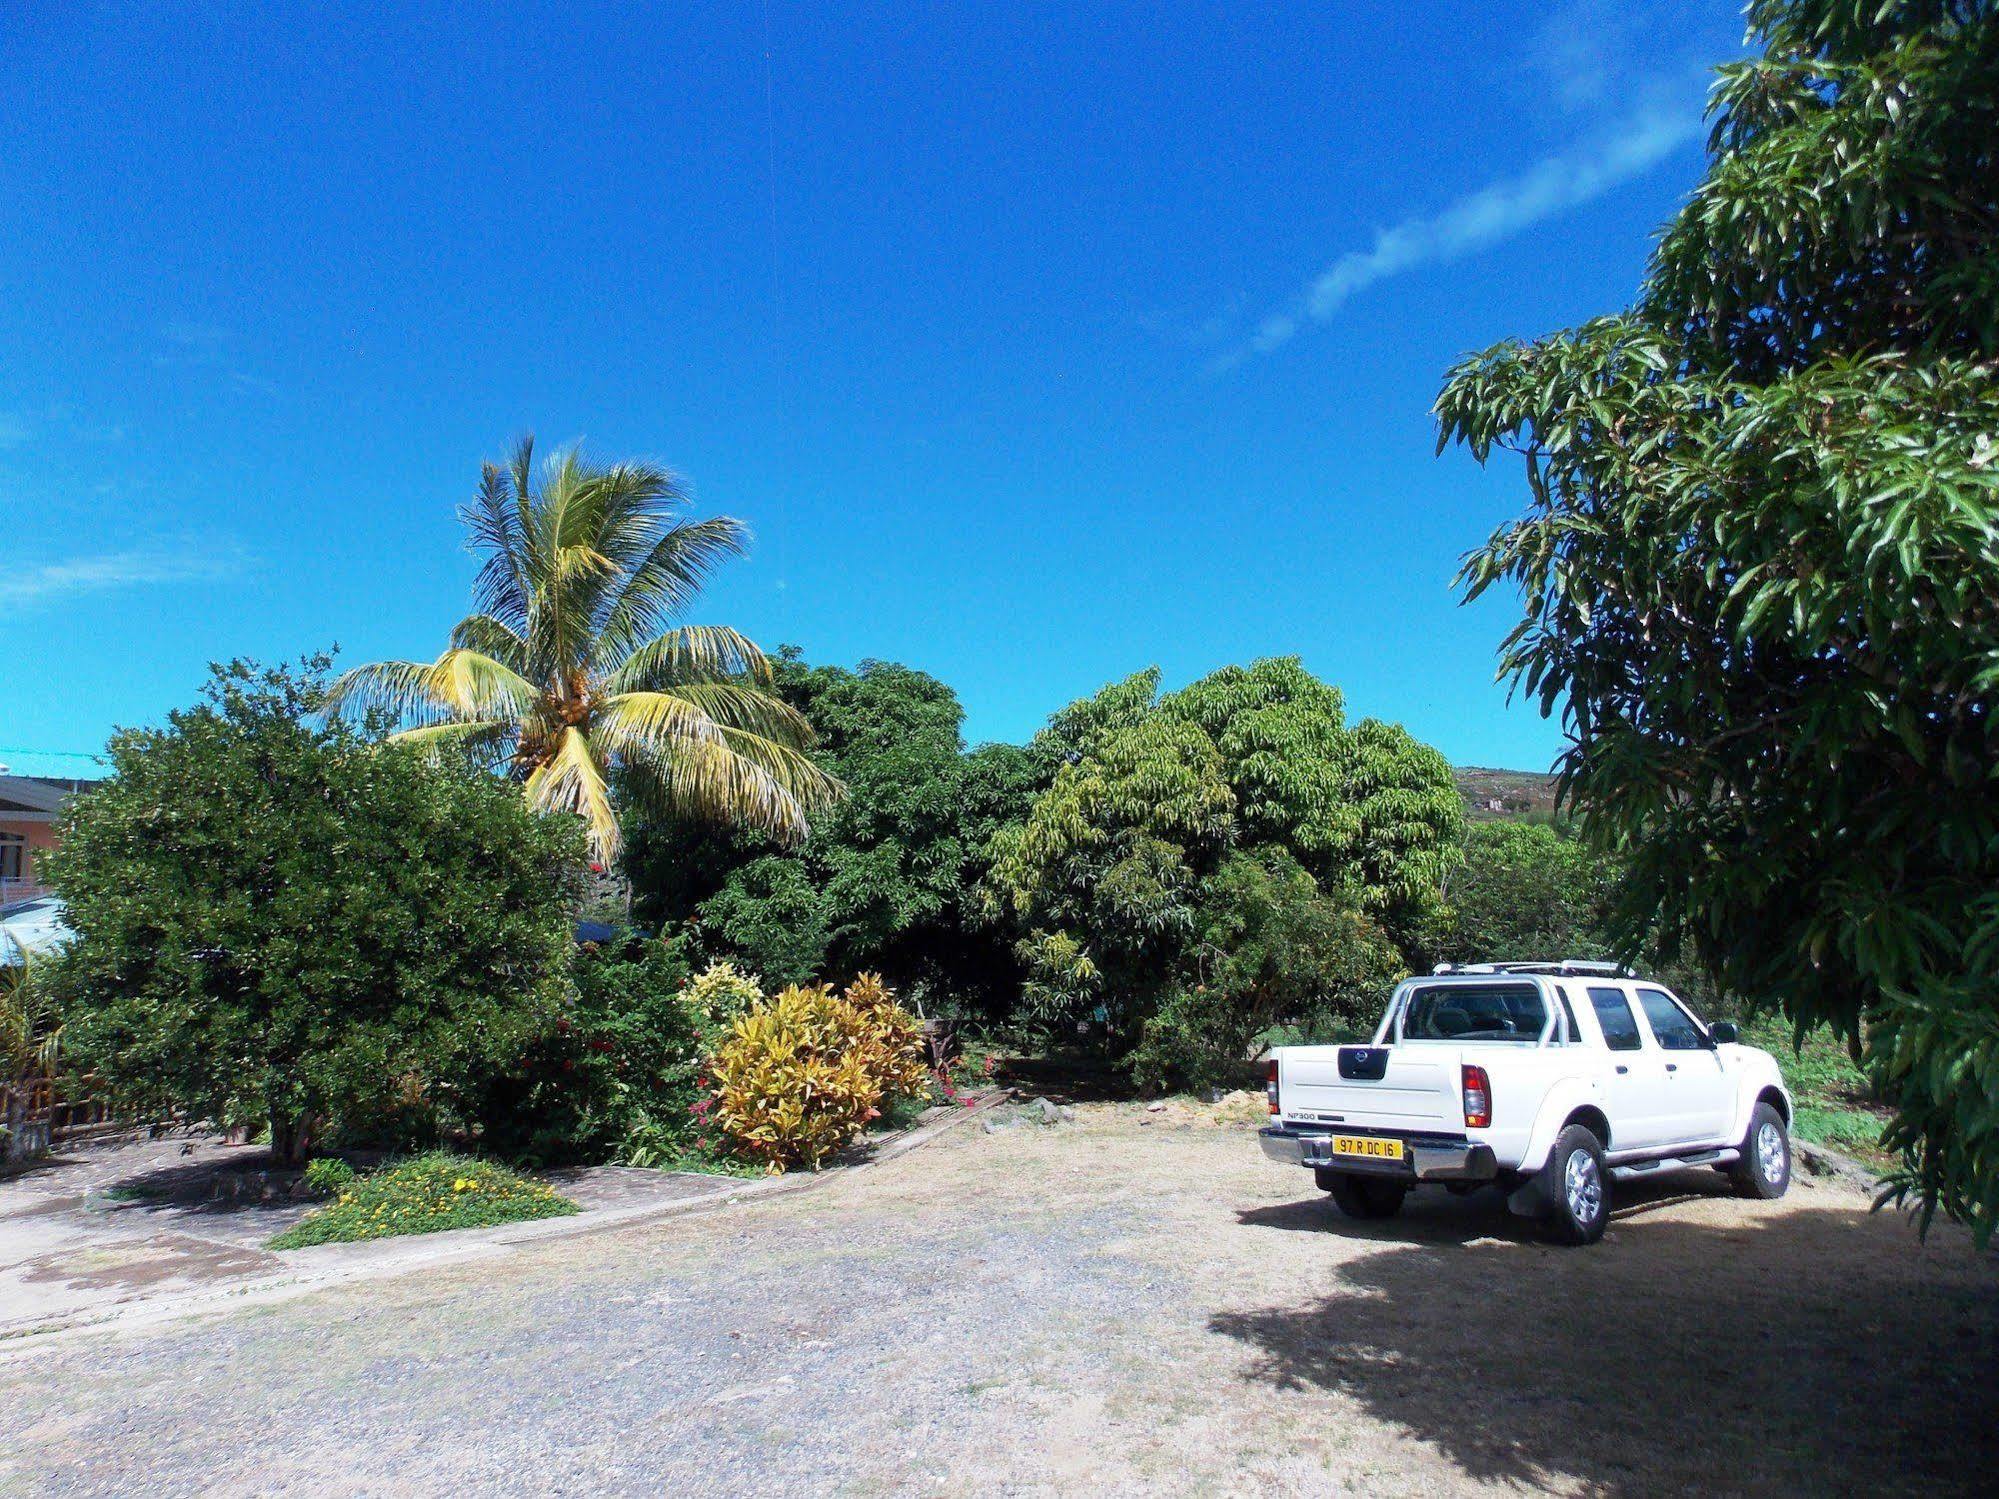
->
1540, 1124, 1610, 1246
1318, 1170, 1408, 1220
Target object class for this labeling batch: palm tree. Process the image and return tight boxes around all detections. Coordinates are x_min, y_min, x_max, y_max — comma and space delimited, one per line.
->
327, 438, 839, 863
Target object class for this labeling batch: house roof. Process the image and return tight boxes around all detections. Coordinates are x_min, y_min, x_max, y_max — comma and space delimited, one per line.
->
0, 749, 108, 782
0, 777, 70, 814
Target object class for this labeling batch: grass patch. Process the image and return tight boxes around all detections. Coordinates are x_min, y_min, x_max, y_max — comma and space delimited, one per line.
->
638, 1144, 767, 1178
1793, 1103, 1888, 1154
268, 1152, 577, 1249
99, 1183, 163, 1202
873, 1092, 937, 1133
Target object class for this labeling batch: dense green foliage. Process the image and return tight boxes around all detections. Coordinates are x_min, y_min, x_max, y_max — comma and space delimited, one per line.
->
1437, 822, 1617, 968
43, 660, 582, 1164
1437, 0, 1999, 1237
467, 934, 704, 1166
622, 652, 1457, 1090
984, 658, 1461, 1085
628, 654, 1038, 1008
269, 1152, 576, 1248
1129, 849, 1407, 1091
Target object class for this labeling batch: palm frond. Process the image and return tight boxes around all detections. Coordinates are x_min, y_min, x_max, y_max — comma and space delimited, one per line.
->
523, 726, 619, 858
594, 515, 751, 662
619, 734, 813, 847
646, 681, 816, 744
604, 626, 774, 694
448, 614, 531, 674
586, 463, 688, 576
325, 651, 536, 728
460, 462, 532, 628
711, 724, 844, 813
388, 718, 517, 771
594, 689, 725, 756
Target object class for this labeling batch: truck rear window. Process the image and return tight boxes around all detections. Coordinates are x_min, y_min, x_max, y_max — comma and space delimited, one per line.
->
1400, 983, 1547, 1043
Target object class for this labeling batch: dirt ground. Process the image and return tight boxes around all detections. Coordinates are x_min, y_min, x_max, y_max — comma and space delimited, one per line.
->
1, 1101, 1993, 1497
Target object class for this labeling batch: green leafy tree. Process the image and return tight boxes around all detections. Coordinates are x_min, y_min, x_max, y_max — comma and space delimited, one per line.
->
985, 660, 1460, 1075
1438, 822, 1618, 966
628, 655, 1040, 1004
985, 712, 1237, 1034
695, 857, 836, 986
1437, 0, 1999, 1236
468, 934, 700, 1166
1129, 849, 1406, 1092
1160, 658, 1358, 879
1338, 718, 1467, 952
327, 438, 838, 863
1030, 667, 1166, 769
43, 659, 581, 1164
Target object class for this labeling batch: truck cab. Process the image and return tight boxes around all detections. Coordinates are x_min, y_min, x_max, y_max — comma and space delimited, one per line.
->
1258, 961, 1794, 1245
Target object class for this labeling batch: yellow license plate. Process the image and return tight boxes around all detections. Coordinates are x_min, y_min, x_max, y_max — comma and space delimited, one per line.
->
1331, 1135, 1405, 1161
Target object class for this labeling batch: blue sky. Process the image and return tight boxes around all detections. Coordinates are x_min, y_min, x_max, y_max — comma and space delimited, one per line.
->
1, 1, 1743, 769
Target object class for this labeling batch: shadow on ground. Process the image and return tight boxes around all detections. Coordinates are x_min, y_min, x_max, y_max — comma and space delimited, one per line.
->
1216, 1190, 1999, 1496
996, 1054, 1140, 1105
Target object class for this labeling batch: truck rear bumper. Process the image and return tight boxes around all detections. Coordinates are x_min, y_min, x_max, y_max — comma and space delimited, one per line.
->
1259, 1124, 1498, 1182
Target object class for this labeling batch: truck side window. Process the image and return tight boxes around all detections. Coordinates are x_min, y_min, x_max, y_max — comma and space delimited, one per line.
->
1556, 991, 1582, 1045
1636, 988, 1707, 1051
1587, 986, 1644, 1052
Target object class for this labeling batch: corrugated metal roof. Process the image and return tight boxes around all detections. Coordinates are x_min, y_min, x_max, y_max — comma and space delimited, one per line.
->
0, 898, 71, 960
0, 749, 108, 781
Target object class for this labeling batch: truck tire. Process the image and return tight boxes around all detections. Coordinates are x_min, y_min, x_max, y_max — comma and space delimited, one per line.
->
1319, 1171, 1408, 1220
1729, 1102, 1791, 1200
1539, 1124, 1610, 1246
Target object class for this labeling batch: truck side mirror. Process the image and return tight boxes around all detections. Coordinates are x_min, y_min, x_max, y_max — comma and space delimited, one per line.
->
1709, 1022, 1738, 1046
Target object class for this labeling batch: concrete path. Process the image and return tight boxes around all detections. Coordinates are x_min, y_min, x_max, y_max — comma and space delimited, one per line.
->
1, 1099, 1993, 1497
0, 1098, 1002, 1343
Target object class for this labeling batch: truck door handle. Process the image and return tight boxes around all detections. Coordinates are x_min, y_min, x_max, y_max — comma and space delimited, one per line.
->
1615, 1065, 1629, 1075
1665, 1063, 1678, 1073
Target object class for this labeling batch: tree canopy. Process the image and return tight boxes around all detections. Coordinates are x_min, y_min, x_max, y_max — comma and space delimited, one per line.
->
44, 659, 582, 1164
629, 654, 1039, 1007
983, 657, 1462, 1082
1437, 0, 1998, 1238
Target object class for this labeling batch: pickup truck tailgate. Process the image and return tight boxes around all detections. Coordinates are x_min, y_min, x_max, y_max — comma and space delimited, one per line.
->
1279, 1047, 1462, 1133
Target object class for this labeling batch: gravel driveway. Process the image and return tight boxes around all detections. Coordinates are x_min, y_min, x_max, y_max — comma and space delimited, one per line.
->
2, 1102, 1993, 1497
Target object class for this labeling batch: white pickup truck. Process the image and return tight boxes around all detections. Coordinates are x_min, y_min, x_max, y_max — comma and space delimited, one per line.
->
1259, 961, 1793, 1245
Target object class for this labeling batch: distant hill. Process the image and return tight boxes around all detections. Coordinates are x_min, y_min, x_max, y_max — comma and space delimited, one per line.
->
1454, 766, 1561, 823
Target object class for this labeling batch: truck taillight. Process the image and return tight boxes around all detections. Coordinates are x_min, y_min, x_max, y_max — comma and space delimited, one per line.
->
1462, 1064, 1492, 1129
1266, 1059, 1280, 1116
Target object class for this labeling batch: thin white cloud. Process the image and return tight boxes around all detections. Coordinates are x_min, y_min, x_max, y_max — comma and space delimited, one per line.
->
1239, 105, 1701, 360
0, 545, 248, 606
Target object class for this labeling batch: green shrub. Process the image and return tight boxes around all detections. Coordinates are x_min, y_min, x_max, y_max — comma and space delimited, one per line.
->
301, 1157, 357, 1197
269, 1152, 575, 1248
467, 935, 700, 1166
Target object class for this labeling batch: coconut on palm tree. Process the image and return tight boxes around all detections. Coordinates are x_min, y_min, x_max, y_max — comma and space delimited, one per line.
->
328, 438, 839, 863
